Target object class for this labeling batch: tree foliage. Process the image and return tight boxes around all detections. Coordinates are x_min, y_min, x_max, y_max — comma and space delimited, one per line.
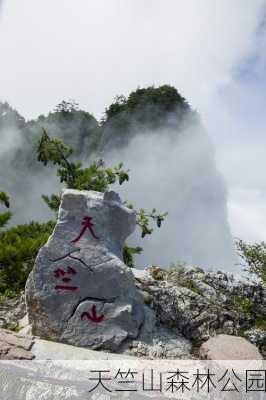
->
104, 85, 190, 122
126, 204, 167, 238
0, 190, 54, 297
236, 239, 266, 284
0, 221, 54, 295
54, 99, 79, 114
0, 191, 11, 229
100, 85, 195, 151
38, 129, 130, 211
12, 99, 100, 173
122, 245, 143, 269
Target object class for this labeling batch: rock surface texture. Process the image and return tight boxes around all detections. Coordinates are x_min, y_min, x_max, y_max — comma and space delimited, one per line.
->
0, 293, 26, 331
199, 334, 263, 360
24, 191, 264, 358
244, 328, 266, 358
26, 189, 144, 351
133, 266, 265, 357
0, 329, 34, 360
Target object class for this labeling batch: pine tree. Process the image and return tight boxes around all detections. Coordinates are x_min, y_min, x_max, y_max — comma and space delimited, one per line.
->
0, 191, 11, 229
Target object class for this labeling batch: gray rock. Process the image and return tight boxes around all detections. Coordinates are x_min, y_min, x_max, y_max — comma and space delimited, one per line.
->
244, 328, 266, 358
134, 265, 265, 343
133, 268, 155, 284
18, 315, 32, 336
121, 305, 192, 359
26, 189, 144, 351
0, 292, 26, 330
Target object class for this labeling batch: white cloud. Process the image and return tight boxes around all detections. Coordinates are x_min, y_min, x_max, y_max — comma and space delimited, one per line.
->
0, 0, 264, 119
229, 189, 266, 242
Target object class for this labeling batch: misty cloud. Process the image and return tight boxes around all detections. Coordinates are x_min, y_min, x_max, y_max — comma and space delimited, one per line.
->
107, 118, 236, 270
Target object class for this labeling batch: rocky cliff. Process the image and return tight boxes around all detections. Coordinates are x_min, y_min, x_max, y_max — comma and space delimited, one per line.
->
22, 189, 265, 359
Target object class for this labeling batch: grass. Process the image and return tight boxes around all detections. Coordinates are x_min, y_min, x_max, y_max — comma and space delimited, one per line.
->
255, 319, 266, 330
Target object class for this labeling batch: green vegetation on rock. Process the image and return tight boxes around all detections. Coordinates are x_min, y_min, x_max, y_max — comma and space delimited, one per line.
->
236, 239, 266, 284
233, 296, 254, 315
255, 319, 266, 330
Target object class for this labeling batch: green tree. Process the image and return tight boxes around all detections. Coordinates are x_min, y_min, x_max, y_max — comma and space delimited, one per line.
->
54, 99, 79, 113
100, 85, 195, 150
0, 191, 11, 229
104, 85, 190, 122
37, 130, 167, 266
236, 239, 266, 284
0, 190, 54, 297
0, 221, 54, 296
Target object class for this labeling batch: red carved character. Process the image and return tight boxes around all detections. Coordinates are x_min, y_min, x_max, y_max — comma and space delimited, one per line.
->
54, 268, 65, 278
55, 285, 77, 292
81, 305, 104, 323
54, 266, 78, 292
71, 216, 99, 243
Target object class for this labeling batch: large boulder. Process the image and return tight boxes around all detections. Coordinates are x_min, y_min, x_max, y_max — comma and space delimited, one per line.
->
199, 334, 263, 360
25, 189, 144, 351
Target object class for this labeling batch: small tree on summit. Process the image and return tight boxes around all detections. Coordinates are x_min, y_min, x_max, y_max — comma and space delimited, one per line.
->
54, 99, 79, 114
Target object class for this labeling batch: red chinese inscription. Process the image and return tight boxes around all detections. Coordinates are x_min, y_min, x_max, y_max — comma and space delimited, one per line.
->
71, 216, 99, 243
55, 285, 77, 292
81, 305, 104, 323
54, 266, 78, 292
54, 266, 76, 277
